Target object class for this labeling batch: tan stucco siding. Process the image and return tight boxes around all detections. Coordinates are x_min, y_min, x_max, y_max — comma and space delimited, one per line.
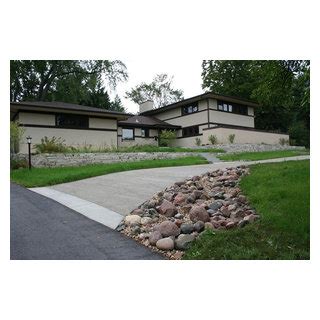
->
209, 110, 254, 128
208, 98, 217, 110
164, 112, 208, 128
171, 136, 204, 148
154, 108, 181, 121
18, 112, 55, 126
89, 117, 117, 129
118, 127, 159, 147
202, 127, 289, 145
19, 127, 117, 153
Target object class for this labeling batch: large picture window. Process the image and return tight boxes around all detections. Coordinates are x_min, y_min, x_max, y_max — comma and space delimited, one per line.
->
217, 100, 248, 115
122, 128, 134, 140
56, 113, 89, 128
181, 102, 199, 115
182, 125, 199, 137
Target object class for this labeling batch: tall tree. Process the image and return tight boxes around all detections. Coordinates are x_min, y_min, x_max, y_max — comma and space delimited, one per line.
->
10, 60, 128, 111
125, 73, 184, 108
201, 60, 310, 146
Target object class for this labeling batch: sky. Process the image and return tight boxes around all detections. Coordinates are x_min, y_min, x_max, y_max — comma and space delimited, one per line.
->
109, 59, 204, 114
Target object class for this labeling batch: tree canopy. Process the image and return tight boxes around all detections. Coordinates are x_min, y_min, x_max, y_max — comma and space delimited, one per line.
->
202, 60, 310, 146
10, 60, 128, 112
125, 73, 184, 109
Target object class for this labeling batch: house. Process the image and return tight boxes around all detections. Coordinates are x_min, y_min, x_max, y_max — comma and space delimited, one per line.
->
10, 93, 289, 153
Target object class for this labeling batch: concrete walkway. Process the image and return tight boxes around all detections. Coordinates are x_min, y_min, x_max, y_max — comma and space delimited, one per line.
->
30, 155, 309, 229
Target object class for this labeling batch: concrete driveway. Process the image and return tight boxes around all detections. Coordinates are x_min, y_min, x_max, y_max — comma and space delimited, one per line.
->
31, 155, 309, 229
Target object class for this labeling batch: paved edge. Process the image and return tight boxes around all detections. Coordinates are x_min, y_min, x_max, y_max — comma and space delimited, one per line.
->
30, 187, 123, 229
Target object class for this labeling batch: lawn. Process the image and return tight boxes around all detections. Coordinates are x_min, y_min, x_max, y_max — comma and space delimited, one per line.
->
218, 149, 309, 161
11, 156, 209, 188
184, 160, 310, 260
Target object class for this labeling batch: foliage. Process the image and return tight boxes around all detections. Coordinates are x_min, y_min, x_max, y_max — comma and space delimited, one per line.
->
10, 158, 28, 170
279, 138, 289, 146
10, 60, 127, 112
10, 121, 25, 153
125, 73, 184, 108
228, 134, 235, 144
208, 134, 218, 145
289, 121, 310, 147
11, 156, 209, 188
159, 130, 176, 147
184, 160, 310, 259
34, 136, 69, 153
195, 137, 201, 146
218, 149, 309, 161
201, 60, 310, 145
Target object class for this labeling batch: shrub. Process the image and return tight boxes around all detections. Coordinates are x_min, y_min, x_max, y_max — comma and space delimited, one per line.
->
208, 134, 218, 145
34, 136, 68, 153
10, 158, 28, 170
195, 137, 201, 146
289, 122, 310, 148
279, 137, 289, 146
159, 130, 176, 147
10, 121, 25, 153
228, 134, 236, 144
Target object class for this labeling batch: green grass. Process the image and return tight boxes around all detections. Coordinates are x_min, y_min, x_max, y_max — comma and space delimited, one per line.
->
11, 156, 209, 188
184, 160, 310, 260
218, 149, 309, 161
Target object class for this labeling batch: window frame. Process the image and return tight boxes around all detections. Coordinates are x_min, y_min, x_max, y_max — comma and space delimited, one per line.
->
122, 127, 135, 140
55, 113, 89, 129
217, 100, 248, 116
141, 128, 150, 138
181, 102, 199, 115
182, 125, 200, 138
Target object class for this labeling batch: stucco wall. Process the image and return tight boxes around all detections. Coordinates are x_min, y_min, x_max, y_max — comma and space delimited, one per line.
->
19, 112, 55, 125
89, 117, 117, 129
19, 127, 117, 153
202, 127, 289, 145
118, 127, 158, 147
209, 109, 254, 128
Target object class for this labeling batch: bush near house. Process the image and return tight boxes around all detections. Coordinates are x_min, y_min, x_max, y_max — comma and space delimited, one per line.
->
34, 136, 69, 153
10, 121, 25, 153
159, 130, 176, 147
208, 134, 218, 145
195, 137, 201, 146
228, 134, 235, 144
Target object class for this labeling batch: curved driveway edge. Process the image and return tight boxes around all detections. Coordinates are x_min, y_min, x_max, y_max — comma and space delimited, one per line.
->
11, 183, 164, 260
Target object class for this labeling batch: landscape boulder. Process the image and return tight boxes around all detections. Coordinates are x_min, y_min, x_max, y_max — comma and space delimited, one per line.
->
156, 237, 175, 250
175, 234, 195, 250
158, 199, 178, 217
189, 205, 210, 223
124, 215, 141, 226
157, 220, 180, 237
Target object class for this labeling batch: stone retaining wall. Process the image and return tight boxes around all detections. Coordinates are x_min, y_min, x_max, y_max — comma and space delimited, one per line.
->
12, 152, 191, 168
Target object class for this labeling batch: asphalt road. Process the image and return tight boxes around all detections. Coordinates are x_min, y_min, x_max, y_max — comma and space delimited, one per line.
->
10, 183, 163, 260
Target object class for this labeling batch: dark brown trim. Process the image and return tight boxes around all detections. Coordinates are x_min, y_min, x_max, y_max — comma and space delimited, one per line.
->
19, 124, 118, 132
12, 111, 19, 121
158, 108, 255, 122
141, 92, 260, 116
15, 109, 125, 120
203, 124, 288, 135
118, 122, 180, 129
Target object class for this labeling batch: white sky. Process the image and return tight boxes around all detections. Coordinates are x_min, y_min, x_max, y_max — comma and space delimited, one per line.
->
110, 59, 204, 114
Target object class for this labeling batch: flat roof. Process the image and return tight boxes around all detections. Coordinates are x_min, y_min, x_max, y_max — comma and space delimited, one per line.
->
141, 92, 260, 115
10, 101, 131, 119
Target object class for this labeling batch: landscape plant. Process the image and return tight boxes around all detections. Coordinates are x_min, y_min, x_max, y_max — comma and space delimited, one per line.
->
228, 134, 236, 144
10, 121, 25, 153
34, 136, 69, 153
159, 130, 176, 147
195, 137, 201, 146
208, 134, 218, 145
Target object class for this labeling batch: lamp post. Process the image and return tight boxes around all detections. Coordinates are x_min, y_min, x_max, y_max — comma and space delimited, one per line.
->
26, 136, 32, 170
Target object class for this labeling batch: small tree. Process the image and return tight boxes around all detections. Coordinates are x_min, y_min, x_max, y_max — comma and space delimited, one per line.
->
10, 121, 25, 153
159, 130, 176, 147
228, 134, 236, 144
208, 134, 218, 145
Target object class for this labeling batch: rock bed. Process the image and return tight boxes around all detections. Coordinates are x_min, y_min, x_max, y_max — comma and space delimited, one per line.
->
119, 165, 260, 259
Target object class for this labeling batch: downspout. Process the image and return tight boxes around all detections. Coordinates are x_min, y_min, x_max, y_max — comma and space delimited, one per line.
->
207, 98, 210, 128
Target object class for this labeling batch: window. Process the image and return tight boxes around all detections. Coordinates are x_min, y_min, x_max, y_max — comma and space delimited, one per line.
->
182, 102, 199, 115
56, 113, 89, 128
141, 128, 149, 138
182, 125, 199, 137
122, 128, 134, 140
217, 100, 248, 115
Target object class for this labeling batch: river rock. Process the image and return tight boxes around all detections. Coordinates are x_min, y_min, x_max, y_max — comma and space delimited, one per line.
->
149, 231, 162, 246
157, 220, 180, 237
158, 199, 178, 217
189, 205, 210, 222
193, 221, 205, 232
125, 215, 141, 226
156, 237, 174, 250
180, 223, 194, 234
175, 234, 195, 250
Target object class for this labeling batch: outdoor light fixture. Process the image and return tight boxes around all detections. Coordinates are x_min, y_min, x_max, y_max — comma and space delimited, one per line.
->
26, 136, 32, 170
